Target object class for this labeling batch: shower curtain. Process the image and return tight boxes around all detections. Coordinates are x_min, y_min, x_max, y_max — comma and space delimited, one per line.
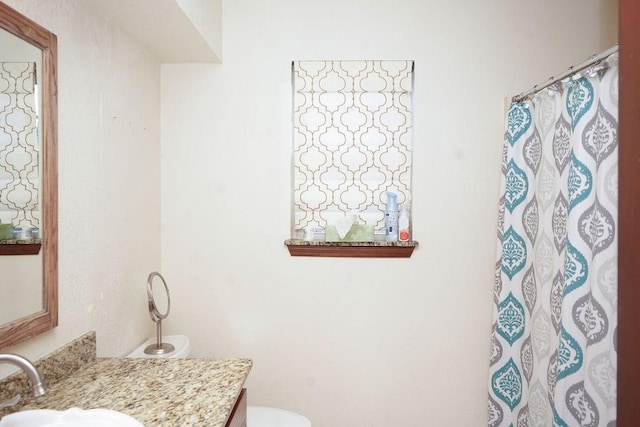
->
488, 52, 618, 427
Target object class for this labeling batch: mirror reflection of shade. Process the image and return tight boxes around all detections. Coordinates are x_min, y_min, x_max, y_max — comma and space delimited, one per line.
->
0, 62, 40, 230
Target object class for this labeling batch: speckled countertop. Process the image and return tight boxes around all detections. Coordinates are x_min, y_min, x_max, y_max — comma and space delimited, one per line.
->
283, 239, 418, 247
0, 333, 252, 427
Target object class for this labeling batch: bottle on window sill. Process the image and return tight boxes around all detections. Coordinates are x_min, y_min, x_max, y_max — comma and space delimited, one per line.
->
385, 192, 398, 242
399, 204, 410, 242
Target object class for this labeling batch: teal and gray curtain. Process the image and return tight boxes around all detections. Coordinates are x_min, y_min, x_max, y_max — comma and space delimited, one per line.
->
488, 52, 618, 426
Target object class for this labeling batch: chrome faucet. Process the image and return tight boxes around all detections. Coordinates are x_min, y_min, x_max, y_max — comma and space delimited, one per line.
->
0, 353, 47, 398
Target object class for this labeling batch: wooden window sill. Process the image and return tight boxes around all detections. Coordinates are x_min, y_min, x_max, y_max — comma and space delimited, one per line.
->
0, 240, 42, 255
284, 240, 418, 258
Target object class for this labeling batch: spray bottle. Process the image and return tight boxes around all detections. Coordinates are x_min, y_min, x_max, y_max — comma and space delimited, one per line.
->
385, 192, 398, 242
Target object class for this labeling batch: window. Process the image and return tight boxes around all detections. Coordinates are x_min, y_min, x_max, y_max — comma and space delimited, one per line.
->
289, 60, 415, 256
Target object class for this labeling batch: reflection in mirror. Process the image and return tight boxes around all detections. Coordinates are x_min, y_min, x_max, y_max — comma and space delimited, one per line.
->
0, 2, 58, 349
0, 43, 40, 231
0, 26, 43, 326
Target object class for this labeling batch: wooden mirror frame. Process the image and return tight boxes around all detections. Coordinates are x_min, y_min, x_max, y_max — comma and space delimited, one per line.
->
0, 2, 58, 349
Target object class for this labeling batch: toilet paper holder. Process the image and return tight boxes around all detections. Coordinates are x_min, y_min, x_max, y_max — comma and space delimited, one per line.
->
144, 272, 175, 355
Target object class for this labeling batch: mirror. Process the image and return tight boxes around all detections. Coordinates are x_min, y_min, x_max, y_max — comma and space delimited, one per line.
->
0, 29, 42, 327
147, 271, 171, 321
0, 2, 58, 349
144, 272, 174, 355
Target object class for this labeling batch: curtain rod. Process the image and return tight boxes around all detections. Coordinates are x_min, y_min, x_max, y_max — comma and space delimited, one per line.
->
512, 44, 619, 103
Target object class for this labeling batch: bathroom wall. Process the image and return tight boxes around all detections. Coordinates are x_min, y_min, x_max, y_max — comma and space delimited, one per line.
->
0, 0, 617, 424
2, 0, 160, 369
161, 1, 617, 427
175, 0, 223, 60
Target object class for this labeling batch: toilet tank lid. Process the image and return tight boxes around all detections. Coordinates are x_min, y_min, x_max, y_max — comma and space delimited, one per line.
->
127, 335, 191, 358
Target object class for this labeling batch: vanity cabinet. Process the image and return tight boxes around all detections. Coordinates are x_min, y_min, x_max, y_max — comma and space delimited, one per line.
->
226, 388, 247, 427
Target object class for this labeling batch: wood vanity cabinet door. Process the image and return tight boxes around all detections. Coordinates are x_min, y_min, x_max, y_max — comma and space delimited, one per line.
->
226, 388, 247, 427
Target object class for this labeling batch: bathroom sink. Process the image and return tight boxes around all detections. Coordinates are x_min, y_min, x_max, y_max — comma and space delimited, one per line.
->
0, 407, 144, 426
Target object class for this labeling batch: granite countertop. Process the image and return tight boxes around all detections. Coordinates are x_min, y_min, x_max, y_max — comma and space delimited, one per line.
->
18, 358, 252, 426
0, 334, 252, 427
8, 358, 252, 426
284, 239, 418, 247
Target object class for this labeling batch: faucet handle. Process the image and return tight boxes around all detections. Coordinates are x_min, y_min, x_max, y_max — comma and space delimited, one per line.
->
0, 394, 21, 411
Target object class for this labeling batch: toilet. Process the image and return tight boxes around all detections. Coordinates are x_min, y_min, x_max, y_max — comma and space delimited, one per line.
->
126, 335, 191, 358
126, 335, 311, 426
247, 406, 311, 427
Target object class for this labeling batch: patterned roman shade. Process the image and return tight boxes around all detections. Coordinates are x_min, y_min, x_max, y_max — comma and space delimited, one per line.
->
292, 60, 413, 238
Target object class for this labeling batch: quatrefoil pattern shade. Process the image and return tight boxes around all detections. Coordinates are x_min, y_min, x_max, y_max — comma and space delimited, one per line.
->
292, 60, 413, 236
0, 62, 39, 229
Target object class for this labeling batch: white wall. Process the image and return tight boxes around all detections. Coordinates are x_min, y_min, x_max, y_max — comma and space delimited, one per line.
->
176, 0, 222, 60
0, 0, 617, 424
2, 0, 160, 368
161, 1, 616, 426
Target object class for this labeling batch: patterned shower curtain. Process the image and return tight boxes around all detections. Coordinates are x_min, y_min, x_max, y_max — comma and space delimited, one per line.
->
488, 52, 618, 427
